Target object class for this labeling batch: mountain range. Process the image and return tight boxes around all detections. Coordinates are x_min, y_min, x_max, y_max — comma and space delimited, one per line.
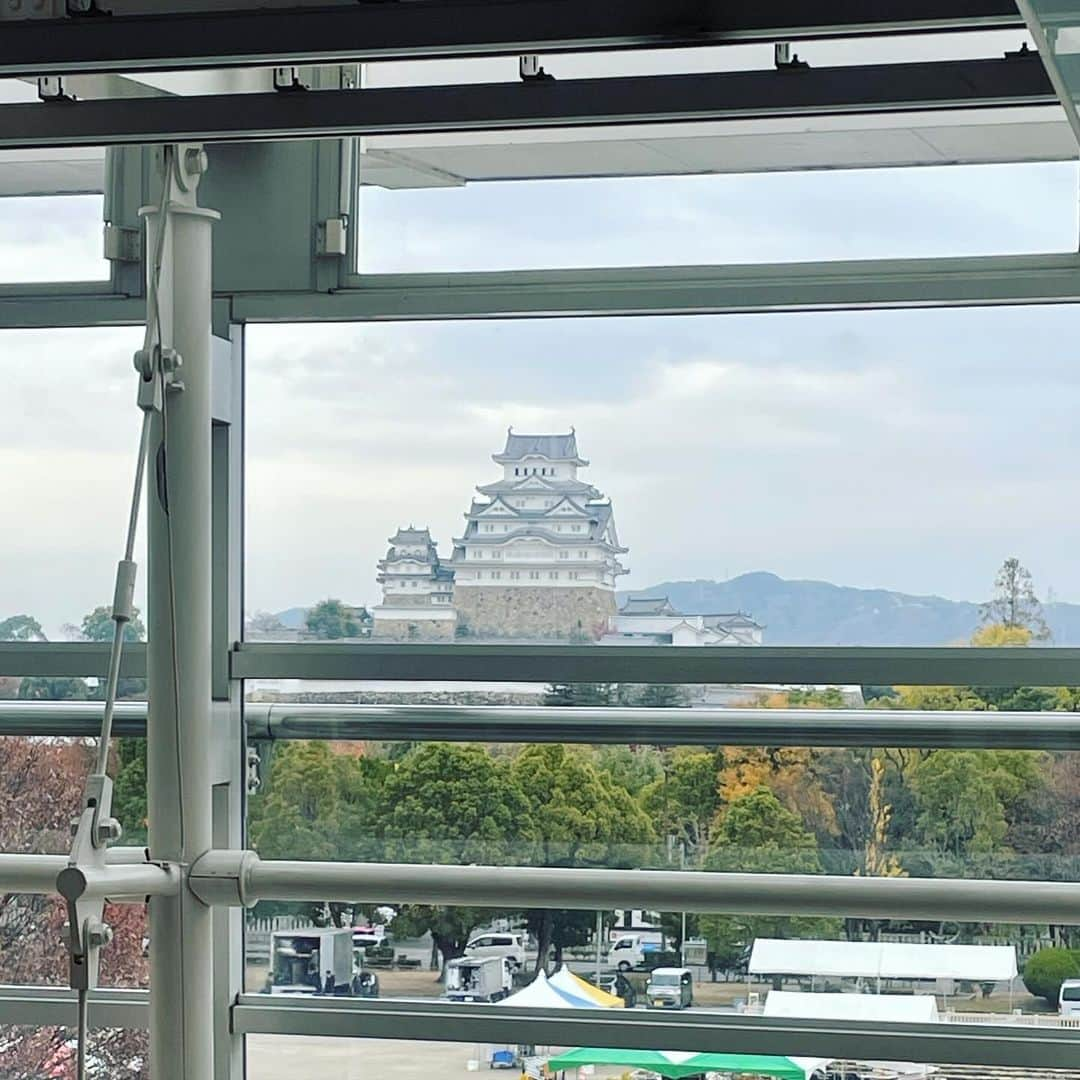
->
618, 571, 1080, 647
270, 572, 1080, 646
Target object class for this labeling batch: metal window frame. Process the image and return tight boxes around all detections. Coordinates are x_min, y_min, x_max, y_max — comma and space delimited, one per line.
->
6, 15, 1080, 1071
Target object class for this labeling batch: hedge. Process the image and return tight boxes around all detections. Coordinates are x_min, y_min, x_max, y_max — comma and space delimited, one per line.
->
1022, 947, 1080, 1004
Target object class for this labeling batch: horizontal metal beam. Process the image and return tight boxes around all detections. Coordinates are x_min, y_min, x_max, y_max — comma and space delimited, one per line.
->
0, 642, 145, 678
241, 856, 1080, 926
5, 700, 1079, 749
232, 642, 1080, 686
0, 1, 1025, 76
0, 701, 148, 736
233, 996, 1080, 1070
246, 702, 1080, 750
0, 59, 1053, 150
0, 985, 148, 1030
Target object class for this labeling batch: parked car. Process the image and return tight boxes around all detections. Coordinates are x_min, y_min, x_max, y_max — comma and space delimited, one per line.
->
645, 967, 693, 1009
464, 931, 526, 970
1061, 978, 1080, 1017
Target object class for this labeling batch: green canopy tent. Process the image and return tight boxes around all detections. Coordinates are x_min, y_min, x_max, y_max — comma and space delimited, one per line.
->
547, 1048, 828, 1080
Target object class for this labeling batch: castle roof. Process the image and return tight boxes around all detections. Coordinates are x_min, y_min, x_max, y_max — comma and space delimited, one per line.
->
477, 475, 598, 498
389, 526, 435, 547
493, 429, 587, 466
619, 596, 679, 616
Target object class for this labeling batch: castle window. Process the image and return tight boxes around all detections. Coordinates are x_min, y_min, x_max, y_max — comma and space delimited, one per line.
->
579, 550, 588, 558
492, 571, 501, 580
510, 571, 520, 580
514, 467, 520, 475
569, 571, 579, 580
549, 571, 559, 580
559, 551, 569, 559
492, 551, 502, 559
529, 570, 540, 580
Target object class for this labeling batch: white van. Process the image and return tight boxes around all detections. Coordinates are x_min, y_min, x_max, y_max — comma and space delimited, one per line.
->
464, 931, 526, 970
608, 934, 657, 972
1060, 978, 1080, 1017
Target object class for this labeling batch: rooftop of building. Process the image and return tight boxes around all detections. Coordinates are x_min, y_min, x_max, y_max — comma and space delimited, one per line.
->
388, 526, 436, 547
492, 428, 587, 466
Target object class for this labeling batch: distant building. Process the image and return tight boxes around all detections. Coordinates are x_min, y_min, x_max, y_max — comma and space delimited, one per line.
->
603, 595, 763, 647
371, 526, 457, 640
450, 429, 628, 639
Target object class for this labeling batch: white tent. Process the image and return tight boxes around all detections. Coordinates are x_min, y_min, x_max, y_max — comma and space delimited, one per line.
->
497, 970, 599, 1009
749, 939, 1016, 982
764, 990, 939, 1024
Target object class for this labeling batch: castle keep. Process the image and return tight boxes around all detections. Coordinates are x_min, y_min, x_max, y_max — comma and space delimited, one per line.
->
372, 430, 628, 640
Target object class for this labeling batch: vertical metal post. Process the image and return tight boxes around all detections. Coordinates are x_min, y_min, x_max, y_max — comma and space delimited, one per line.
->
594, 911, 602, 987
145, 146, 220, 1080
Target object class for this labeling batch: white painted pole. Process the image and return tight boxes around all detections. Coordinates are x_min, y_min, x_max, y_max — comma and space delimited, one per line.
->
144, 146, 218, 1080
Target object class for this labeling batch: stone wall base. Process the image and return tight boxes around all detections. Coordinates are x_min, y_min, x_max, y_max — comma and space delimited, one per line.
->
372, 616, 456, 642
453, 585, 615, 640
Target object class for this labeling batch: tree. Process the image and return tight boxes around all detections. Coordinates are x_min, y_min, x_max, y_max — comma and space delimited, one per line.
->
17, 675, 88, 700
246, 610, 287, 637
0, 614, 45, 641
593, 745, 664, 794
980, 557, 1049, 640
1023, 947, 1080, 1004
511, 744, 656, 970
635, 684, 689, 708
0, 737, 148, 1076
79, 605, 147, 645
640, 749, 722, 863
700, 787, 840, 967
304, 598, 360, 640
909, 749, 1042, 863
543, 682, 617, 706
380, 744, 533, 970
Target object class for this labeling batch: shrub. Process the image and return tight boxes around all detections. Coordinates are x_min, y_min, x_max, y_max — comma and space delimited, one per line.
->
1023, 947, 1080, 1004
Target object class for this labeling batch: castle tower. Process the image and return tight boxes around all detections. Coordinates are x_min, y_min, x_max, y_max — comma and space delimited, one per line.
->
372, 526, 457, 640
450, 430, 628, 639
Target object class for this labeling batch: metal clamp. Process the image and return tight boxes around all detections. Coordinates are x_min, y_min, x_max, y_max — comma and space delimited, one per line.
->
134, 344, 184, 412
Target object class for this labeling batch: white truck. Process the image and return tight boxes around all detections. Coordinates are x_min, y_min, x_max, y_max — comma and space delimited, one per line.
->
268, 929, 361, 996
607, 933, 663, 972
444, 955, 515, 1003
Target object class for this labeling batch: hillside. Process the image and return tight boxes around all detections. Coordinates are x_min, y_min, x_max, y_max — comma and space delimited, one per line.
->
619, 571, 1080, 647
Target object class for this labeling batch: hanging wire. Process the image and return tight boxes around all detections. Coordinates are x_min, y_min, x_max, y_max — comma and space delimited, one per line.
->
92, 146, 173, 776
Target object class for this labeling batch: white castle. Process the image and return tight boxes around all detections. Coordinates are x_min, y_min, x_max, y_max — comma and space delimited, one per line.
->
370, 429, 762, 644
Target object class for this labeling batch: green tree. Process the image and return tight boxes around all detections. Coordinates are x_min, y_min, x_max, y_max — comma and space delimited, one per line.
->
700, 787, 839, 968
79, 605, 147, 644
636, 684, 689, 708
17, 676, 87, 700
113, 737, 148, 844
511, 744, 656, 970
304, 599, 360, 640
640, 749, 722, 862
0, 614, 45, 641
381, 744, 533, 969
980, 557, 1049, 640
592, 745, 664, 794
1023, 947, 1080, 1004
909, 749, 1042, 862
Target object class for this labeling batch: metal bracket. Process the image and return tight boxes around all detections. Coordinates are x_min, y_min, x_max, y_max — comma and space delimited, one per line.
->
246, 745, 262, 794
104, 223, 141, 263
274, 66, 311, 92
519, 55, 554, 82
134, 344, 184, 412
774, 42, 809, 69
58, 774, 120, 991
315, 217, 347, 257
37, 75, 74, 101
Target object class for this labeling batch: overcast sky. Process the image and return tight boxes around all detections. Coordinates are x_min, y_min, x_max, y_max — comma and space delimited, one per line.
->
1, 36, 1079, 635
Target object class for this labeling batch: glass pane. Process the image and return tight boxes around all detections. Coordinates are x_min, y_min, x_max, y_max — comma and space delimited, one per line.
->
246, 1034, 1079, 1078
247, 310, 1080, 646
0, 195, 108, 283
0, 328, 146, 637
358, 163, 1076, 274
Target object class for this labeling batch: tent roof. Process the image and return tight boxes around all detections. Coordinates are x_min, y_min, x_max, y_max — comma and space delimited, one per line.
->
547, 1047, 827, 1080
763, 990, 939, 1024
749, 939, 1017, 981
549, 965, 625, 1008
497, 970, 597, 1009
